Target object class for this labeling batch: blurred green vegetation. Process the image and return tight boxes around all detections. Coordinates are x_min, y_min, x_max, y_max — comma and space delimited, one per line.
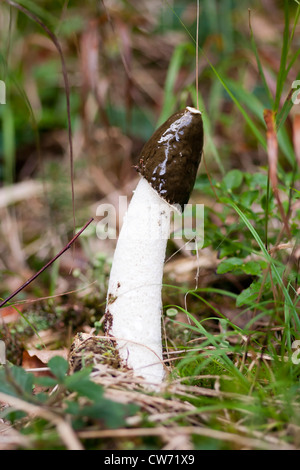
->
0, 0, 299, 182
1, 0, 300, 451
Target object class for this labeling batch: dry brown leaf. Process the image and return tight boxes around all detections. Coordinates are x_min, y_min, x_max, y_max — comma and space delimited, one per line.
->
264, 109, 278, 189
0, 305, 21, 323
264, 109, 291, 238
0, 421, 30, 450
22, 349, 68, 375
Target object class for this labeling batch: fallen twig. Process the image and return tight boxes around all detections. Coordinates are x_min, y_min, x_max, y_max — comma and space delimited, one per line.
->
76, 424, 294, 450
0, 392, 83, 450
0, 218, 94, 309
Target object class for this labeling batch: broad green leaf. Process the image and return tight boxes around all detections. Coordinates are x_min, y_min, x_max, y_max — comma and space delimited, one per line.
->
223, 170, 243, 190
217, 257, 244, 274
77, 401, 138, 429
243, 261, 263, 276
0, 365, 34, 397
236, 281, 261, 307
34, 376, 59, 388
64, 370, 103, 402
48, 356, 69, 383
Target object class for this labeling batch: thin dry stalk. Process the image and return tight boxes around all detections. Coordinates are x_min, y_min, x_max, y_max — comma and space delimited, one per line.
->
76, 424, 294, 450
293, 114, 300, 169
0, 421, 31, 450
0, 392, 83, 450
264, 109, 291, 238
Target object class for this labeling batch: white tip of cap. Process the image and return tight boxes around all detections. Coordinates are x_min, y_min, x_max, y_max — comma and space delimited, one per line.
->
186, 106, 202, 114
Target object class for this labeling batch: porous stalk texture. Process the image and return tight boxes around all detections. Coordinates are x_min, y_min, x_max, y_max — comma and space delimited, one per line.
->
105, 177, 172, 385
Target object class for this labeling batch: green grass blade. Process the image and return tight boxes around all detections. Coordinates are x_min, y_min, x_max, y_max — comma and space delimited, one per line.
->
170, 304, 249, 386
227, 79, 295, 165
274, 0, 290, 111
1, 103, 15, 185
276, 70, 300, 131
204, 67, 267, 150
189, 86, 225, 174
0, 301, 45, 346
227, 200, 300, 334
17, 0, 57, 27
157, 42, 191, 126
288, 3, 300, 48
165, 1, 267, 150
248, 11, 273, 106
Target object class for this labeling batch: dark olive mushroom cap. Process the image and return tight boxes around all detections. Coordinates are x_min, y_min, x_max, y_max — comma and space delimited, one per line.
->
137, 107, 203, 212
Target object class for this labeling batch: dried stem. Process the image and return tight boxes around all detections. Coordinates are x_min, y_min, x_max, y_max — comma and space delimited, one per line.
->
0, 218, 94, 309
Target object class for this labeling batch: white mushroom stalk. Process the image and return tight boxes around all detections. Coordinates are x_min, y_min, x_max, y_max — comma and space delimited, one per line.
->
104, 106, 203, 386
105, 178, 171, 384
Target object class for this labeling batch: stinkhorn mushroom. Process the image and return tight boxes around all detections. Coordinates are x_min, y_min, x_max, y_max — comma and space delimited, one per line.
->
104, 106, 203, 385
